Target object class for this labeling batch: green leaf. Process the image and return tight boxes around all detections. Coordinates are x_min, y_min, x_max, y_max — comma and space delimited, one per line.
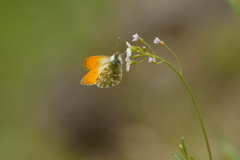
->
189, 157, 195, 160
172, 153, 186, 160
176, 143, 185, 157
181, 137, 189, 159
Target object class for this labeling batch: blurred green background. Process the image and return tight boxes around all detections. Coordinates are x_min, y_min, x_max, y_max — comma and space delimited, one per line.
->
1, 0, 240, 160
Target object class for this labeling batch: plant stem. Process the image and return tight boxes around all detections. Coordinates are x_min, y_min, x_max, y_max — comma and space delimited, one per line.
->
164, 45, 182, 75
178, 73, 212, 160
143, 41, 156, 56
154, 55, 213, 160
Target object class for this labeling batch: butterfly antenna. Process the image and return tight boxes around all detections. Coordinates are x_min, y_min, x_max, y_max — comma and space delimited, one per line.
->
115, 37, 120, 52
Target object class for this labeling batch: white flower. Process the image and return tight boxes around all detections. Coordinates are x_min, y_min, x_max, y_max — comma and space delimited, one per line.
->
148, 57, 156, 64
126, 59, 131, 71
132, 33, 140, 41
153, 37, 161, 44
126, 42, 132, 58
125, 42, 132, 71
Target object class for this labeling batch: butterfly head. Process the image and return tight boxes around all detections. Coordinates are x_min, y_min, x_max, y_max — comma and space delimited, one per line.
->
110, 52, 123, 66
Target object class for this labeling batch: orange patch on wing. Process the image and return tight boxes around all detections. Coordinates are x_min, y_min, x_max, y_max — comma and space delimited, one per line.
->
83, 56, 110, 70
80, 67, 100, 85
81, 63, 109, 85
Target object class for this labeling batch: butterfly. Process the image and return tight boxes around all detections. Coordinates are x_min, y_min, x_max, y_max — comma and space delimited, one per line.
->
80, 53, 123, 88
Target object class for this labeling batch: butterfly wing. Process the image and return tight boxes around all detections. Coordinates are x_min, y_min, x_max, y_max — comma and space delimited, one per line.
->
97, 62, 122, 88
83, 55, 110, 71
80, 63, 110, 85
81, 53, 123, 88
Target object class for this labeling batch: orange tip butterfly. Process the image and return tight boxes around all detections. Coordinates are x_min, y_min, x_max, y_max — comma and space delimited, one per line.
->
80, 53, 123, 88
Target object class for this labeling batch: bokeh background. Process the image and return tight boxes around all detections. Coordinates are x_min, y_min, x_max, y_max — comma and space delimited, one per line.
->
1, 0, 240, 160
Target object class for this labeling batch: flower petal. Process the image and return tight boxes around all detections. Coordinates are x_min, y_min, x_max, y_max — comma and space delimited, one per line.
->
132, 33, 140, 41
153, 37, 161, 44
126, 41, 131, 47
125, 41, 132, 57
148, 57, 156, 64
148, 57, 153, 63
126, 61, 131, 71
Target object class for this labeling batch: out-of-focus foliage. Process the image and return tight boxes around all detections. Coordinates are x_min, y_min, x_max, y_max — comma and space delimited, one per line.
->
221, 140, 240, 160
228, 0, 240, 18
0, 0, 240, 160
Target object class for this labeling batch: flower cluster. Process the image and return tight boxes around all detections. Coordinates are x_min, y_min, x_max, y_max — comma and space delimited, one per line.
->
125, 33, 164, 71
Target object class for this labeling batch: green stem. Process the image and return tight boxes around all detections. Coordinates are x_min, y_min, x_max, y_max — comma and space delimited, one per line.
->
153, 55, 212, 160
142, 41, 156, 56
164, 45, 182, 75
142, 42, 212, 159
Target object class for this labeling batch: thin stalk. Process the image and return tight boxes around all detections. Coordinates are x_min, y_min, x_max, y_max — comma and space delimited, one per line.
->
143, 42, 212, 159
164, 45, 182, 75
142, 41, 156, 56
153, 55, 212, 160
